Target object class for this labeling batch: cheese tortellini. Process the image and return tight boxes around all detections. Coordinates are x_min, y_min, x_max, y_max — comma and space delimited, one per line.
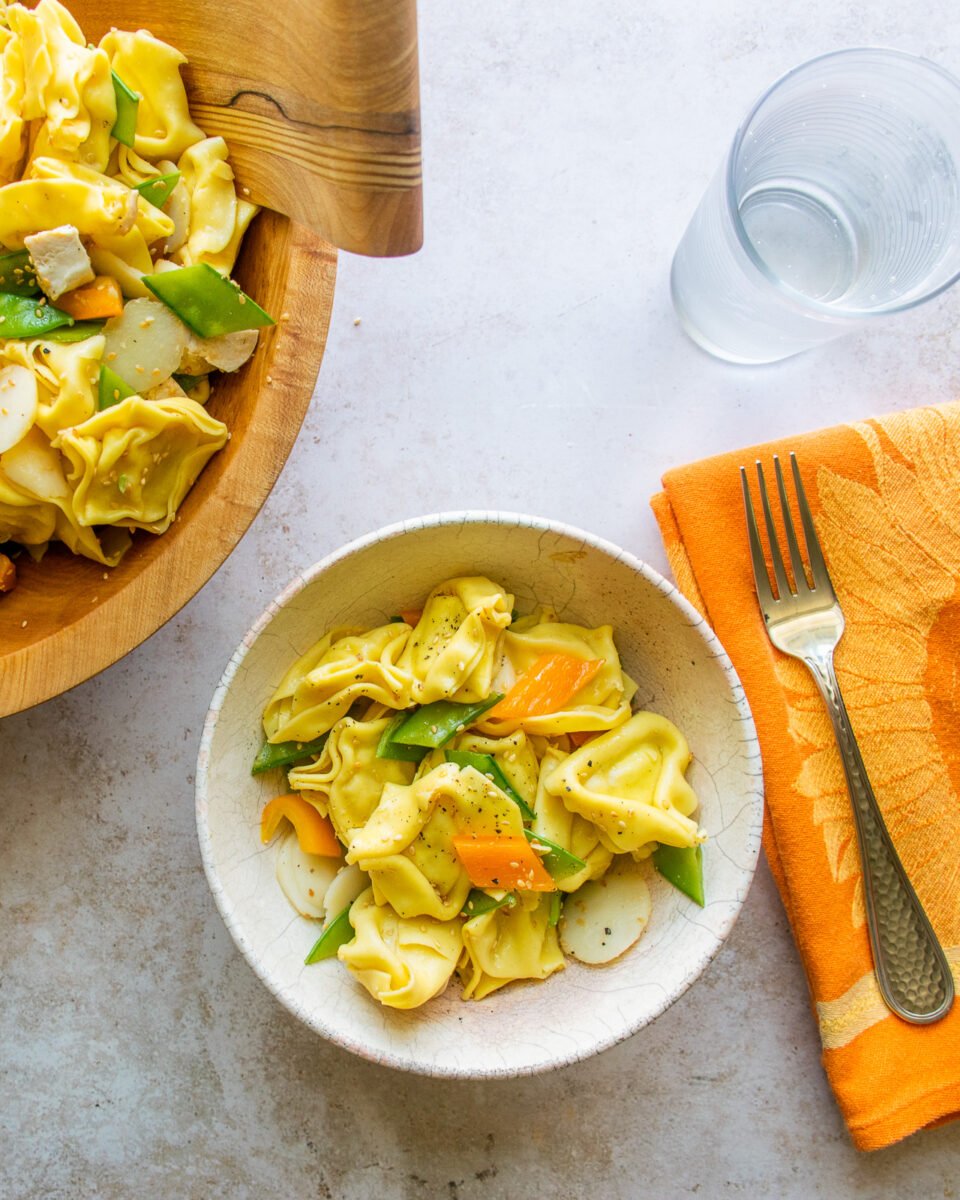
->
0, 0, 263, 573
257, 577, 706, 1012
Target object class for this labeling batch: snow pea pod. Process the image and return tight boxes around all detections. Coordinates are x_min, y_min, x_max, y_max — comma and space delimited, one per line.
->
390, 694, 503, 749
304, 903, 354, 964
461, 889, 514, 918
144, 262, 275, 337
111, 71, 139, 148
43, 320, 105, 343
135, 171, 180, 209
99, 365, 134, 410
524, 829, 587, 881
445, 749, 535, 821
0, 249, 39, 296
376, 712, 429, 763
0, 293, 72, 338
251, 732, 329, 776
653, 843, 704, 907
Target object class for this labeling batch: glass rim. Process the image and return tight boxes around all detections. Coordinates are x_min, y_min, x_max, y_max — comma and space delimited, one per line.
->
724, 46, 960, 320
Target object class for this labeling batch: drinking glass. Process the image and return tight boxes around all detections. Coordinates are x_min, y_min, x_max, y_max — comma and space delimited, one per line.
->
670, 49, 960, 364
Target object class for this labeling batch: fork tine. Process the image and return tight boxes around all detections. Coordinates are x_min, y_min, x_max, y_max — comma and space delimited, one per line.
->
790, 453, 836, 597
773, 455, 810, 593
739, 466, 775, 610
756, 461, 792, 599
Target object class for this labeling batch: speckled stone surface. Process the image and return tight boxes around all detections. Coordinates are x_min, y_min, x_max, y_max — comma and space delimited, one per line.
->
3, 1, 960, 1196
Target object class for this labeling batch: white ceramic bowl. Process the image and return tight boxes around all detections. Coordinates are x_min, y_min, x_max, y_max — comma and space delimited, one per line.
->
197, 513, 763, 1077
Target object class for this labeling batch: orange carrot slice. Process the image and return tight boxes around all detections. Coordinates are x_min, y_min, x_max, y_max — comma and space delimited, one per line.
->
260, 794, 341, 857
568, 729, 599, 748
452, 833, 556, 892
399, 608, 422, 627
488, 653, 604, 720
57, 276, 123, 320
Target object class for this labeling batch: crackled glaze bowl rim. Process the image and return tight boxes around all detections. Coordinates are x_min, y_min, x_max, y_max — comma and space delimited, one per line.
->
196, 511, 764, 1077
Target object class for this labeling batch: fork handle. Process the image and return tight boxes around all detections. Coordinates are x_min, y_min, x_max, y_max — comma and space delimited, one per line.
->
804, 651, 954, 1023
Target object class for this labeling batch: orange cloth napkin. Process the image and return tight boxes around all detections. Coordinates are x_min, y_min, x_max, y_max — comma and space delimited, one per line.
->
651, 400, 960, 1152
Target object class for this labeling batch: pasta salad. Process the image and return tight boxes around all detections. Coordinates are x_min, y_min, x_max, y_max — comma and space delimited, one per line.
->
0, 0, 271, 590
254, 576, 706, 1010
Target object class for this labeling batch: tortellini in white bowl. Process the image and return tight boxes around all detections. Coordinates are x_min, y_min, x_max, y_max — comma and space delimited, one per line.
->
197, 514, 764, 1078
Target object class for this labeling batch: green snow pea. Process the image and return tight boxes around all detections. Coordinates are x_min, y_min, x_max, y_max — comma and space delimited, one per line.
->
43, 320, 105, 343
111, 71, 140, 148
375, 712, 430, 764
250, 732, 330, 776
390, 695, 503, 750
444, 749, 535, 821
143, 262, 275, 337
135, 171, 180, 209
548, 891, 563, 927
0, 250, 39, 296
461, 890, 514, 919
304, 904, 354, 964
0, 293, 72, 338
172, 372, 206, 392
98, 365, 135, 410
523, 829, 586, 881
653, 843, 704, 907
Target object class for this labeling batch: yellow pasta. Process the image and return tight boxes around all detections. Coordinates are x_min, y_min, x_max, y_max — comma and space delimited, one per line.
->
98, 28, 204, 161
289, 717, 416, 843
263, 625, 415, 744
57, 396, 228, 534
3, 333, 102, 438
0, 1, 264, 570
478, 620, 635, 737
531, 746, 613, 892
174, 137, 257, 274
338, 888, 463, 1010
0, 172, 134, 249
8, 0, 115, 171
459, 893, 565, 1000
544, 712, 703, 854
0, 25, 25, 184
257, 577, 706, 1010
398, 575, 513, 704
346, 762, 527, 920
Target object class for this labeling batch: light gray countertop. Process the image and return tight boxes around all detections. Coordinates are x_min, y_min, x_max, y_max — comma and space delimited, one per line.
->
4, 2, 960, 1196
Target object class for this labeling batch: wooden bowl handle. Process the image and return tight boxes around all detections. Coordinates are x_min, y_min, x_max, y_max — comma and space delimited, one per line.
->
69, 0, 423, 257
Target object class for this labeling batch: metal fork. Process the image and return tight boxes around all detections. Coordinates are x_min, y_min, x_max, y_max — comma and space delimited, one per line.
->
741, 453, 954, 1024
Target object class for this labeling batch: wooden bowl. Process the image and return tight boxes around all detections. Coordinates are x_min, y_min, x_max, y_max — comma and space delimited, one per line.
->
0, 214, 337, 717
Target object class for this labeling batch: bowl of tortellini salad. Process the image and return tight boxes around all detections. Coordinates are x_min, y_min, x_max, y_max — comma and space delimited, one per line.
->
0, 0, 336, 716
197, 513, 764, 1077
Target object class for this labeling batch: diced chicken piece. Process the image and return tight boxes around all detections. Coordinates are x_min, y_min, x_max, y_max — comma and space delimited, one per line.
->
144, 377, 187, 402
24, 225, 95, 300
179, 328, 259, 375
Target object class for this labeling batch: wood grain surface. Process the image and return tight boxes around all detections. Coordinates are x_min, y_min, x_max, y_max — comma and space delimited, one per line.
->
69, 0, 423, 257
0, 213, 337, 717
